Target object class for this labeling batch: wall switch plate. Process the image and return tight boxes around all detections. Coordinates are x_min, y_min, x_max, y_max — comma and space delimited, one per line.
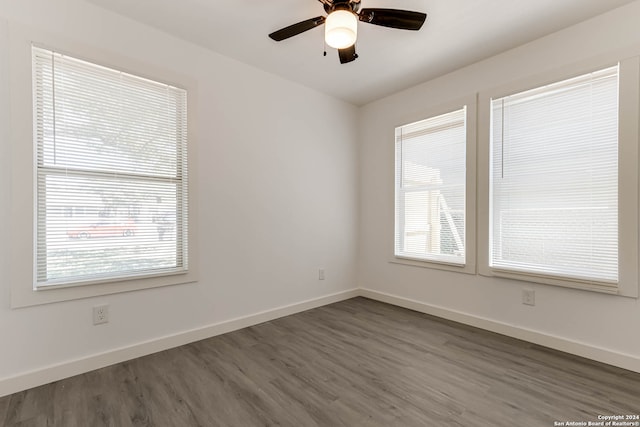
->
93, 304, 109, 325
522, 289, 535, 306
318, 269, 325, 280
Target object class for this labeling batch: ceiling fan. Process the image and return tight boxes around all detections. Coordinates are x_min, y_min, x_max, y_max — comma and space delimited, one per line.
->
268, 0, 427, 64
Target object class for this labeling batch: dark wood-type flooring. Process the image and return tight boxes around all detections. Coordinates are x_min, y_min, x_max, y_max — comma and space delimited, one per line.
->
1, 297, 639, 426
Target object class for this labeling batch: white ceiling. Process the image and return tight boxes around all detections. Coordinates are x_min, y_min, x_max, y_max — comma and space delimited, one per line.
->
85, 0, 636, 106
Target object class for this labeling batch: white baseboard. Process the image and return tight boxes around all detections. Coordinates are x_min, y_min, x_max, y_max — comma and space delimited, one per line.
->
0, 288, 360, 398
360, 288, 640, 374
2, 286, 638, 398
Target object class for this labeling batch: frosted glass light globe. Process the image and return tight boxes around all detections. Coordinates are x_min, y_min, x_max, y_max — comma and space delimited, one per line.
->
325, 10, 357, 49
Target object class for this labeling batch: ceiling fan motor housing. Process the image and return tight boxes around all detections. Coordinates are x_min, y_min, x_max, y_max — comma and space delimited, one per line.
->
322, 0, 361, 14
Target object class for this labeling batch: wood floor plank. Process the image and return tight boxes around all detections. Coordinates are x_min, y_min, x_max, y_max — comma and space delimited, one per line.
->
1, 297, 639, 426
0, 396, 8, 426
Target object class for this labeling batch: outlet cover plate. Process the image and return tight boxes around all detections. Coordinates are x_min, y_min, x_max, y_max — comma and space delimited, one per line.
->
522, 289, 535, 306
93, 304, 109, 325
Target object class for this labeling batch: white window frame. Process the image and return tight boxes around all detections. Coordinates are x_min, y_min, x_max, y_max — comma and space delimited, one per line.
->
8, 33, 198, 308
33, 46, 190, 289
391, 96, 477, 274
477, 57, 639, 297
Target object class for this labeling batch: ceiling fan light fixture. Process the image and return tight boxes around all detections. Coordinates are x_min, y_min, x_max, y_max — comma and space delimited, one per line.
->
325, 9, 357, 49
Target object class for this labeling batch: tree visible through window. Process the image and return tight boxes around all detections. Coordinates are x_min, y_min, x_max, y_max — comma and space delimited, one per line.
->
33, 46, 188, 288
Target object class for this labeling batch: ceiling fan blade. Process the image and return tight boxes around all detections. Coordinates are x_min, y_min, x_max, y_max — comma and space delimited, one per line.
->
338, 45, 358, 64
269, 16, 326, 41
358, 8, 426, 30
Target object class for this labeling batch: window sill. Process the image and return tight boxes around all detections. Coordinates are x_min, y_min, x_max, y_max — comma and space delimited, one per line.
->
12, 269, 198, 308
390, 255, 476, 275
479, 266, 637, 298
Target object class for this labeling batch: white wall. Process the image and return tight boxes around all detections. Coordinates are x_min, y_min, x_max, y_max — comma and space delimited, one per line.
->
358, 1, 640, 371
0, 0, 359, 395
3, 0, 640, 398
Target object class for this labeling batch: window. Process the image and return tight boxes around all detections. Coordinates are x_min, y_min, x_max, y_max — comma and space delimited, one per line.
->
395, 105, 474, 269
480, 58, 640, 296
490, 66, 618, 285
33, 46, 189, 289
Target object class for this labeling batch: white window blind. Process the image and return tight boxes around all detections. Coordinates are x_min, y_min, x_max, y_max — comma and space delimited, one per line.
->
33, 46, 188, 288
490, 66, 618, 285
395, 108, 467, 264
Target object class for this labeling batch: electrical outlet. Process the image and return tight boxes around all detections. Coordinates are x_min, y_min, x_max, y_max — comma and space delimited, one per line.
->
522, 289, 535, 306
93, 304, 109, 325
318, 269, 325, 280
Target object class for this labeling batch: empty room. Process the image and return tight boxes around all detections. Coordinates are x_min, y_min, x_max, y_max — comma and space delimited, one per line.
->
1, 0, 639, 425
